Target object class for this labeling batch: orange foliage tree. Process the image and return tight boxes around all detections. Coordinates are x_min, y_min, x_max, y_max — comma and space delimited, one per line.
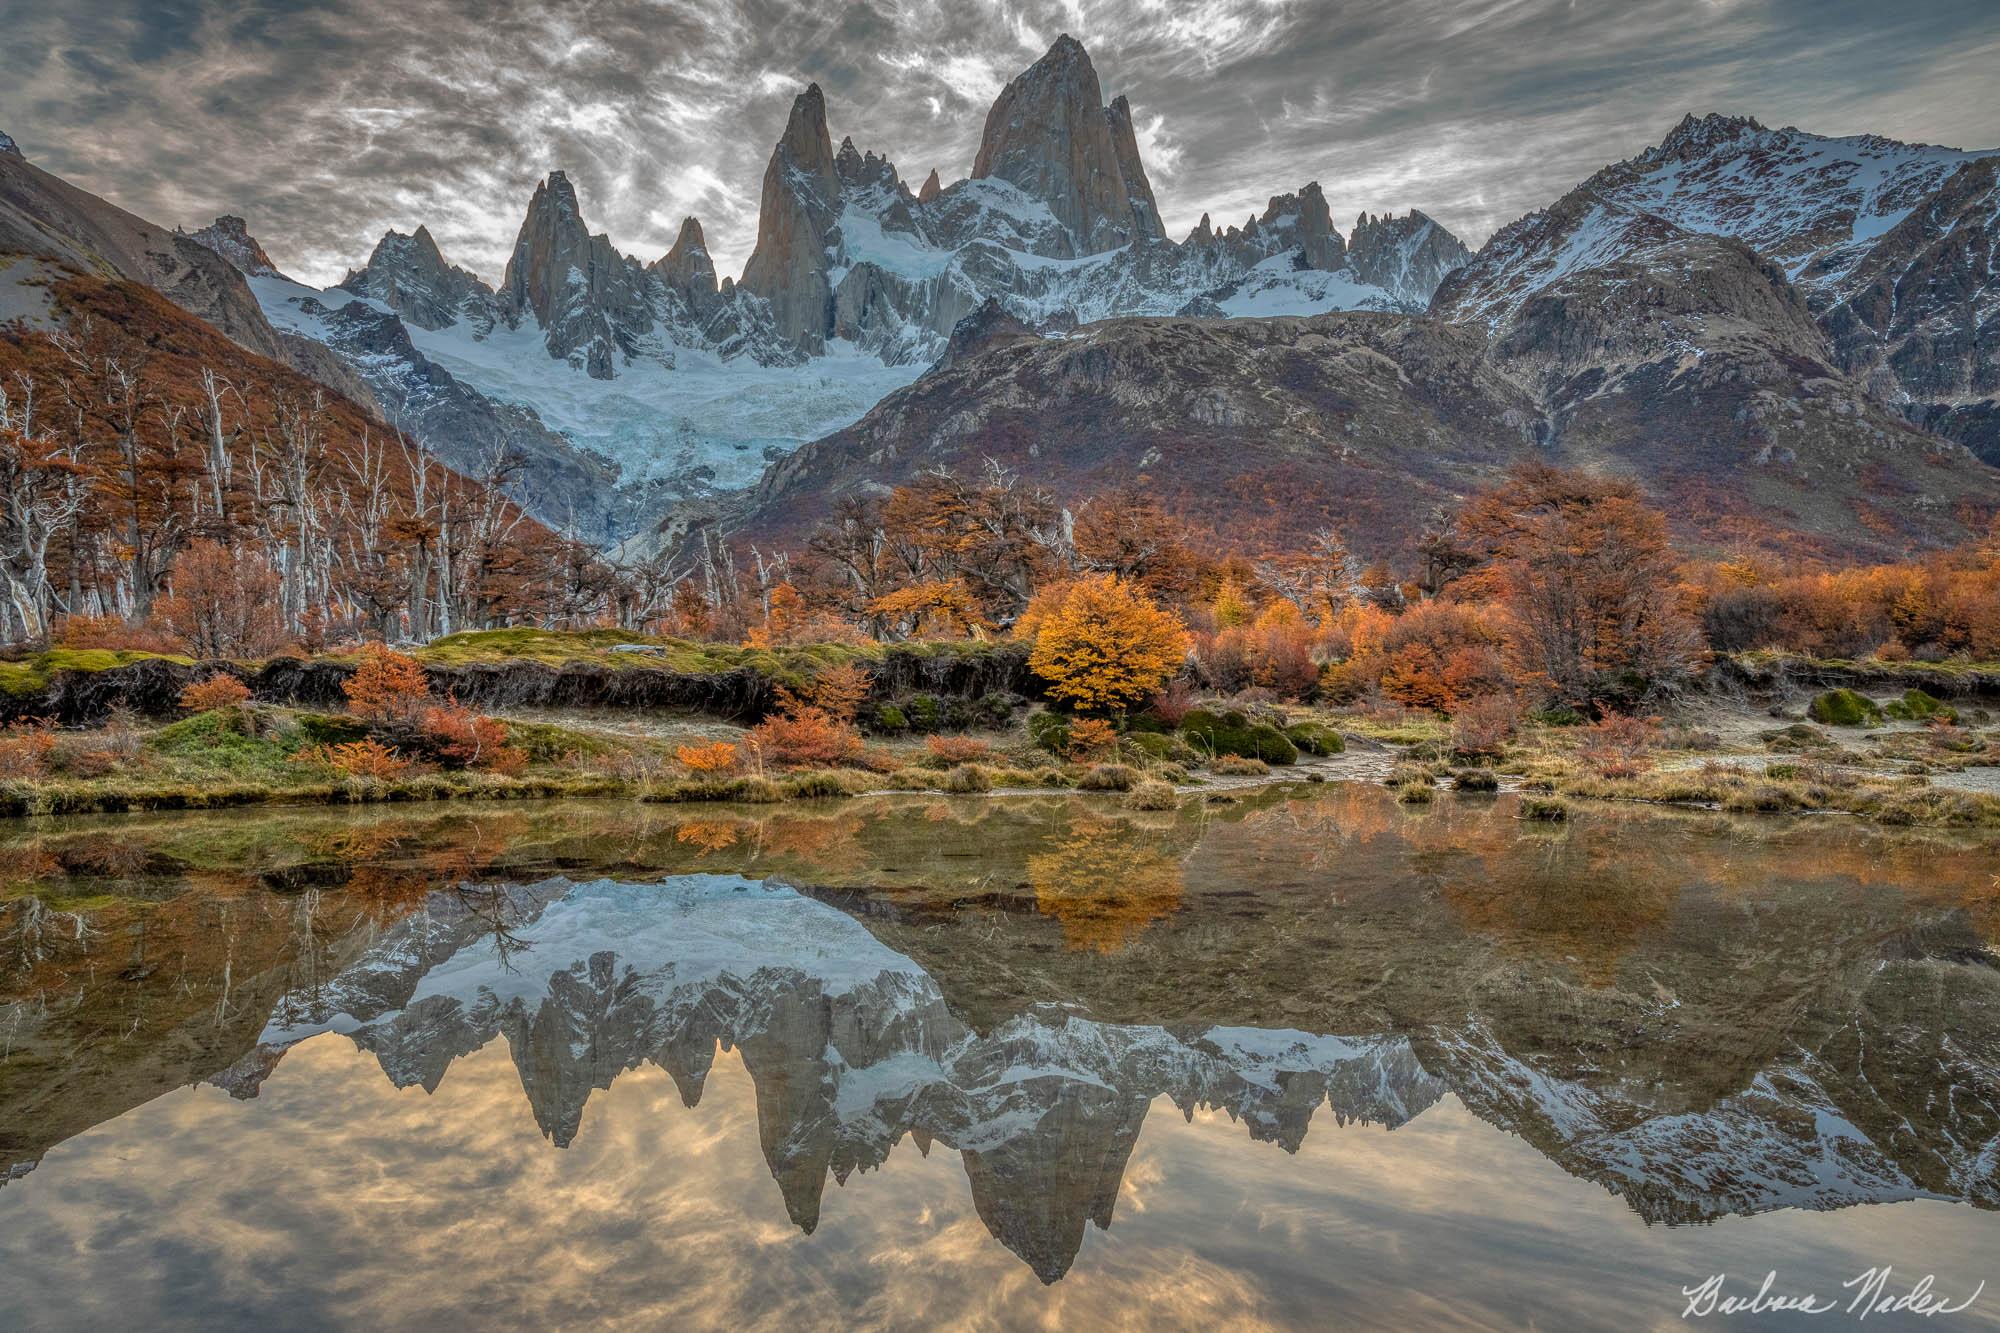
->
342, 643, 431, 726
675, 741, 740, 774
178, 673, 252, 712
1020, 575, 1189, 714
749, 689, 865, 768
418, 700, 528, 774
1452, 464, 1700, 704
153, 539, 289, 658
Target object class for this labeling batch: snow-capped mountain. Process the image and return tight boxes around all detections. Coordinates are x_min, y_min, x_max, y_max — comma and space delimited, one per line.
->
1434, 113, 2000, 459
212, 34, 1463, 530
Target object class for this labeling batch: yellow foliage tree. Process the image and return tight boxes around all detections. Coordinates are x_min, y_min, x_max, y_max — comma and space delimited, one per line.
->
1020, 574, 1188, 714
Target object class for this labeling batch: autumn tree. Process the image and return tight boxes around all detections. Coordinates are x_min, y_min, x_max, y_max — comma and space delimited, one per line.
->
154, 538, 288, 658
1450, 464, 1699, 704
343, 643, 431, 725
1020, 575, 1189, 714
1070, 489, 1197, 602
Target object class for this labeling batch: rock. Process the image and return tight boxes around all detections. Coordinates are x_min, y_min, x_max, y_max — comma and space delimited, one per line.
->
187, 215, 284, 279
500, 170, 658, 378
971, 34, 1153, 256
740, 84, 842, 354
651, 215, 722, 320
1347, 209, 1472, 306
339, 224, 499, 332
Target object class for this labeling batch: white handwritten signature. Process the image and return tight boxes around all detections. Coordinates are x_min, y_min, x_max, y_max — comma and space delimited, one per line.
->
1683, 1270, 1986, 1320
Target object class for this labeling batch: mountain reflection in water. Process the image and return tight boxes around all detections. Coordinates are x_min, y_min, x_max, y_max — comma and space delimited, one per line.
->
1, 788, 1997, 1329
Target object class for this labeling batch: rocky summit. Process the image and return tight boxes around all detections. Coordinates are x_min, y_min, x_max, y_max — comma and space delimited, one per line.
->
1434, 112, 2000, 462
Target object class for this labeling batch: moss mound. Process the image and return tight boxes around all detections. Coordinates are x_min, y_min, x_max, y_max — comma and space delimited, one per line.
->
1808, 689, 1883, 727
1027, 711, 1071, 753
1123, 730, 1198, 764
1179, 709, 1298, 765
1883, 688, 1957, 723
1283, 720, 1345, 755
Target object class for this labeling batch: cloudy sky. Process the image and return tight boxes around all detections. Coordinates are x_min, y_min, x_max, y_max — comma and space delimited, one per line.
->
4, 0, 1997, 287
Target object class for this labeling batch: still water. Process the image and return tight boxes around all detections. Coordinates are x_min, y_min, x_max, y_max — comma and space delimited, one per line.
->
1, 787, 1996, 1330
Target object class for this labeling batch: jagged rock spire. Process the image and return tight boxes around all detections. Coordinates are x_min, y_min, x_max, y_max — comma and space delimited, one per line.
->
1105, 94, 1162, 242
654, 215, 721, 317
918, 168, 942, 204
972, 34, 1157, 255
741, 83, 844, 353
500, 170, 653, 378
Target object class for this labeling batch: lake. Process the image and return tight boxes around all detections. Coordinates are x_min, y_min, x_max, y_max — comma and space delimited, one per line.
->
2, 786, 1996, 1329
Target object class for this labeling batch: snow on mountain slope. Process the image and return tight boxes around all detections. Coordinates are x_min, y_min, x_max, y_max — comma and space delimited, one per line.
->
1212, 253, 1426, 318
1444, 113, 1998, 330
1434, 112, 2000, 463
249, 272, 922, 491
1606, 114, 1995, 289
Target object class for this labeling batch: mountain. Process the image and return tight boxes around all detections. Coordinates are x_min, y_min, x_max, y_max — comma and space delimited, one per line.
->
238, 36, 1465, 528
685, 308, 1544, 555
674, 110, 2000, 563
678, 292, 2000, 562
193, 219, 632, 539
0, 133, 286, 360
1434, 113, 2000, 461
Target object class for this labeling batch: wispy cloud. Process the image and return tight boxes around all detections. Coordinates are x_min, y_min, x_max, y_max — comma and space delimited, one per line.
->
2, 0, 1994, 285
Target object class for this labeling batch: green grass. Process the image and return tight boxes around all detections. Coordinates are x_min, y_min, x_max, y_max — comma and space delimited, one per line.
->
146, 709, 303, 782
0, 647, 193, 698
412, 628, 1009, 686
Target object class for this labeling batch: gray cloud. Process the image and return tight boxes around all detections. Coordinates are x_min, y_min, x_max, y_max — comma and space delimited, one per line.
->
2, 0, 1995, 287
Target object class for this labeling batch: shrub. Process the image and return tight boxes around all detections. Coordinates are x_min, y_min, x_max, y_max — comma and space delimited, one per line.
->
419, 701, 528, 774
1283, 720, 1345, 756
1808, 689, 1882, 727
1395, 778, 1435, 804
325, 738, 413, 779
749, 690, 865, 768
50, 745, 118, 779
1028, 711, 1072, 753
1067, 717, 1119, 761
804, 662, 873, 722
869, 703, 910, 733
1577, 711, 1661, 777
676, 741, 741, 774
1452, 767, 1500, 791
178, 673, 252, 712
0, 722, 57, 779
926, 734, 992, 765
1127, 778, 1179, 810
53, 614, 186, 653
1520, 795, 1571, 821
1179, 708, 1298, 764
344, 644, 431, 725
1374, 604, 1512, 713
154, 539, 290, 657
1211, 753, 1269, 776
1450, 695, 1518, 758
1076, 762, 1139, 791
1147, 679, 1196, 728
942, 763, 992, 793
